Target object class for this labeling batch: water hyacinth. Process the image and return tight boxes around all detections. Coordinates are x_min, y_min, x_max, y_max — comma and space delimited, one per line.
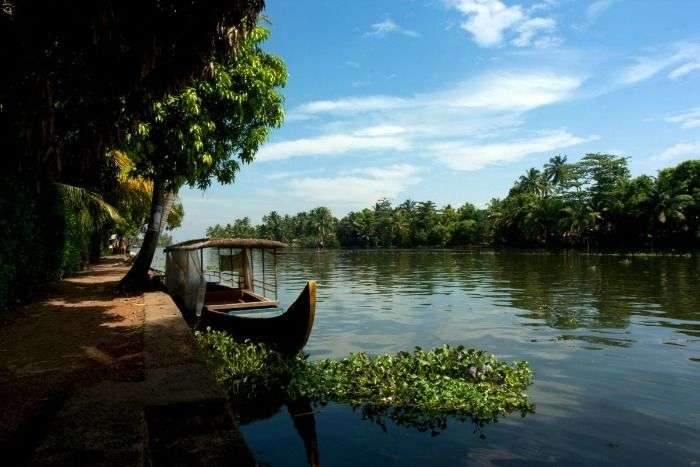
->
195, 330, 535, 431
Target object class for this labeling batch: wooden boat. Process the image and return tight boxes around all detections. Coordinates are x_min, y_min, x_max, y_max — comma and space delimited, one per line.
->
164, 238, 316, 354
198, 281, 316, 355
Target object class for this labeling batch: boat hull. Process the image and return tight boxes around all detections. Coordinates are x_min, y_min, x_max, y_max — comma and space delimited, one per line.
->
196, 281, 316, 355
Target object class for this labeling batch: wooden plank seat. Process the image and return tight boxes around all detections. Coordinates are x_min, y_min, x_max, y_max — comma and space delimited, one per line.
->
205, 286, 279, 311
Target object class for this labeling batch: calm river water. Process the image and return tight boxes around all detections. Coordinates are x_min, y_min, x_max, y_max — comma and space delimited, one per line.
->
157, 249, 700, 465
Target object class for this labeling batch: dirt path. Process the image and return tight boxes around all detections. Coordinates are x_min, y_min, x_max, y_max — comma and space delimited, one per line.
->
0, 257, 145, 462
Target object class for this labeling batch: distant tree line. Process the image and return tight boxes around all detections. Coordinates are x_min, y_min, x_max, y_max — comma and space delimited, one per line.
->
207, 156, 699, 250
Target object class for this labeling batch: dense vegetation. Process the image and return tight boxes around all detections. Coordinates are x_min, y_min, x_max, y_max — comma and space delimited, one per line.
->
0, 2, 277, 309
196, 330, 534, 432
207, 156, 699, 250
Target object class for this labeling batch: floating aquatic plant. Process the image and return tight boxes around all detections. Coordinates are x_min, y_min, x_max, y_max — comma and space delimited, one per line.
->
195, 330, 534, 433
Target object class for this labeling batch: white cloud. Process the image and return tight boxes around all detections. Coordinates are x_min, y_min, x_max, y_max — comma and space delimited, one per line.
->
288, 164, 421, 205
668, 61, 700, 80
619, 42, 700, 85
529, 1, 558, 13
353, 125, 412, 137
257, 133, 411, 162
364, 19, 419, 38
345, 61, 360, 69
665, 108, 700, 130
293, 96, 409, 116
271, 71, 584, 167
292, 72, 582, 118
513, 17, 556, 47
586, 0, 618, 20
655, 141, 700, 161
448, 0, 557, 48
445, 72, 581, 111
429, 130, 595, 170
264, 168, 326, 181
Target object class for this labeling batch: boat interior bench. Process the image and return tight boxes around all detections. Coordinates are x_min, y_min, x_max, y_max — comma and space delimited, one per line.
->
205, 282, 279, 311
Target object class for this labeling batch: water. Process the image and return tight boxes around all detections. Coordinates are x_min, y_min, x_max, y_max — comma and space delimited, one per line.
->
159, 249, 700, 465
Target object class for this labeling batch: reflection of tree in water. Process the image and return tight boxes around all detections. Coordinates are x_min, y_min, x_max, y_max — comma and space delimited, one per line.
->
488, 252, 700, 337
284, 249, 698, 341
347, 399, 532, 438
233, 390, 533, 467
233, 395, 321, 467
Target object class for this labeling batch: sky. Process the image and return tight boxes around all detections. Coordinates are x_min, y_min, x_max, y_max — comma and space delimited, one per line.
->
175, 0, 700, 240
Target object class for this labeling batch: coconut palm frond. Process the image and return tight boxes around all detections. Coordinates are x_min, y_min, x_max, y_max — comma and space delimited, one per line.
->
110, 150, 153, 212
54, 183, 124, 226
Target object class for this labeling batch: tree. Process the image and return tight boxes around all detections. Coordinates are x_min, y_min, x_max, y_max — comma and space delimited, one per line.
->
260, 211, 287, 242
307, 207, 337, 248
0, 1, 264, 308
2, 0, 263, 184
560, 204, 601, 250
544, 155, 570, 188
394, 200, 417, 247
374, 199, 395, 247
202, 159, 699, 251
207, 218, 257, 238
120, 26, 286, 289
515, 168, 543, 195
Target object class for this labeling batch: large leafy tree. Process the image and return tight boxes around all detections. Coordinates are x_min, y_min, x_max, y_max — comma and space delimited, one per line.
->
1, 0, 264, 184
0, 1, 265, 308
120, 26, 286, 289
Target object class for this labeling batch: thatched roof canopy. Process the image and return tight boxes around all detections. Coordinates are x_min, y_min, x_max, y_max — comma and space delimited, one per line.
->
165, 238, 287, 252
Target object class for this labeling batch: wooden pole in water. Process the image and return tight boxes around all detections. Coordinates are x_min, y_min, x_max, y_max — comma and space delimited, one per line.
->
262, 249, 266, 298
274, 248, 278, 301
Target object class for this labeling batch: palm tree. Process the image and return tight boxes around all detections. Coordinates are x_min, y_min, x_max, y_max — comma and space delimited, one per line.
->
261, 210, 285, 241
652, 191, 693, 225
54, 182, 125, 263
308, 207, 336, 248
351, 209, 376, 247
560, 203, 601, 251
544, 155, 569, 187
518, 168, 543, 194
647, 186, 693, 246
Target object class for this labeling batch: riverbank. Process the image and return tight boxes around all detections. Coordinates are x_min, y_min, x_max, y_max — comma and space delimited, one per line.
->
0, 257, 253, 466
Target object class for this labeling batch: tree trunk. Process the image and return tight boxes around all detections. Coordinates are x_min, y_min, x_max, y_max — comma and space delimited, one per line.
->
119, 179, 174, 291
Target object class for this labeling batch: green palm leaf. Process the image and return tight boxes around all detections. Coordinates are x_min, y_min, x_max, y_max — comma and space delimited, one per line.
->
54, 183, 124, 227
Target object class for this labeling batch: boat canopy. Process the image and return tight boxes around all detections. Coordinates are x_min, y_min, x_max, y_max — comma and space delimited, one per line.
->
164, 238, 285, 315
164, 238, 287, 252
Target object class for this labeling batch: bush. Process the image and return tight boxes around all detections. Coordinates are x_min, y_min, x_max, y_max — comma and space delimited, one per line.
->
0, 181, 103, 311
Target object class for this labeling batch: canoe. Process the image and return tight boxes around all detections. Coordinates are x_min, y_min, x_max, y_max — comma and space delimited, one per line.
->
196, 281, 316, 355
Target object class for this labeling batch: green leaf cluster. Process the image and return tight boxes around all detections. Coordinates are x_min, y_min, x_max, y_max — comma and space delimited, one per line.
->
196, 330, 534, 432
125, 26, 287, 191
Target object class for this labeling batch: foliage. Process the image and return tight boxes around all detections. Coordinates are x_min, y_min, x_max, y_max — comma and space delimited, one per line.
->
124, 26, 286, 192
207, 158, 699, 250
196, 330, 534, 431
54, 183, 123, 228
119, 25, 286, 289
0, 182, 120, 309
2, 0, 264, 187
1, 1, 264, 308
158, 234, 173, 247
166, 202, 185, 231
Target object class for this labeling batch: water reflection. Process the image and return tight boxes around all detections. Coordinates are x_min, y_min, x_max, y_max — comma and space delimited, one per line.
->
157, 249, 700, 465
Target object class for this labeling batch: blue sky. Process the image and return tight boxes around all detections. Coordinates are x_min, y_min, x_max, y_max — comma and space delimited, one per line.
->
175, 0, 700, 240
